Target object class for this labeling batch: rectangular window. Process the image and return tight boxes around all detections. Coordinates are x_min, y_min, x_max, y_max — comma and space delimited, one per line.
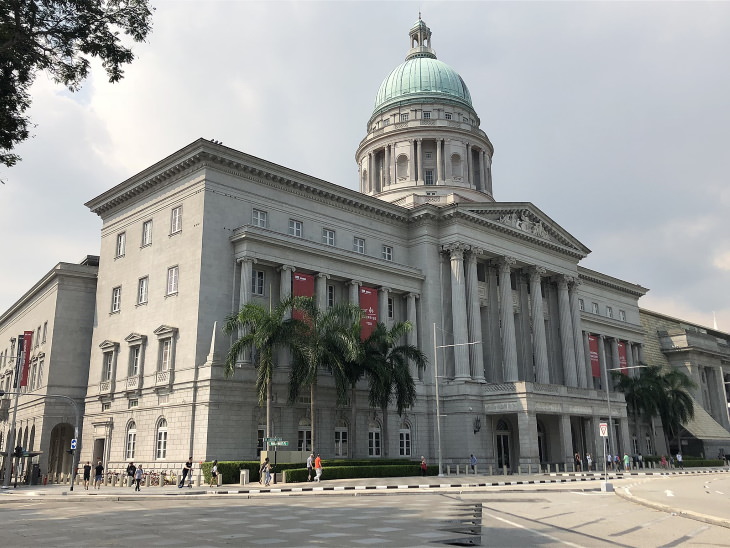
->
425, 152, 432, 159
400, 113, 409, 122
116, 232, 126, 258
298, 429, 312, 452
129, 346, 141, 377
36, 327, 40, 347
388, 298, 394, 319
102, 352, 113, 381
399, 430, 411, 456
257, 429, 265, 457
128, 399, 138, 409
156, 429, 167, 459
445, 112, 452, 120
606, 306, 613, 319
368, 430, 381, 456
102, 402, 111, 411
619, 310, 626, 322
334, 429, 348, 457
425, 170, 434, 185
382, 245, 393, 261
29, 363, 37, 390
322, 228, 335, 246
252, 208, 268, 228
170, 206, 182, 234
137, 276, 149, 305
166, 266, 179, 295
578, 298, 585, 311
160, 340, 172, 371
422, 111, 431, 119
353, 237, 365, 254
37, 359, 44, 388
42, 321, 47, 343
426, 191, 436, 196
125, 430, 136, 459
289, 219, 303, 237
142, 220, 152, 247
252, 270, 265, 296
327, 285, 335, 308
591, 302, 599, 314
111, 286, 122, 313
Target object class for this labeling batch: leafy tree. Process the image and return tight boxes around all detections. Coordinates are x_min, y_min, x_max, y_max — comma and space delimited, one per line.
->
223, 300, 297, 448
657, 367, 696, 453
0, 0, 153, 169
365, 321, 426, 457
287, 297, 362, 454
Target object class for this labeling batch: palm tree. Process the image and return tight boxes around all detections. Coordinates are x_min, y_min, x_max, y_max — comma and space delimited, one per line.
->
223, 299, 297, 448
365, 321, 427, 457
657, 368, 696, 453
287, 296, 363, 453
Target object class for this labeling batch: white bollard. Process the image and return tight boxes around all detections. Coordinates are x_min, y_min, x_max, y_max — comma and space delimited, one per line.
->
240, 469, 249, 485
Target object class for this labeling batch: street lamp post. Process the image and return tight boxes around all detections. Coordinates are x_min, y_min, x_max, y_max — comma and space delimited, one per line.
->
1, 390, 81, 491
432, 323, 481, 477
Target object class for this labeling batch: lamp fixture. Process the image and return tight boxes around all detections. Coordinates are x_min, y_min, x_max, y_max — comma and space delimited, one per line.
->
473, 416, 481, 435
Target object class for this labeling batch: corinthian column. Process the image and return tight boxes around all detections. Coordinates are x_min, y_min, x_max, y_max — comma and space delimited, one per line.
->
556, 275, 578, 387
348, 280, 360, 305
406, 293, 420, 380
436, 139, 443, 183
528, 266, 549, 384
568, 278, 587, 388
497, 257, 518, 382
417, 138, 424, 184
444, 243, 470, 380
384, 145, 391, 186
378, 287, 391, 324
316, 273, 329, 311
237, 257, 256, 363
465, 250, 484, 381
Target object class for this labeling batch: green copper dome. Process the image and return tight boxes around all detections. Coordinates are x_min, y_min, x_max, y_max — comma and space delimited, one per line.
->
372, 18, 472, 116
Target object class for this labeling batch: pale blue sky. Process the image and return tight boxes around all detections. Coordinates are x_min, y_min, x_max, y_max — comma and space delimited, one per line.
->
1, 1, 728, 331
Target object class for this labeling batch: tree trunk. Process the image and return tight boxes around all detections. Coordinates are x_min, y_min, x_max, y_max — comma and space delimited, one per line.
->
350, 385, 357, 458
310, 383, 316, 453
266, 379, 272, 451
381, 405, 389, 457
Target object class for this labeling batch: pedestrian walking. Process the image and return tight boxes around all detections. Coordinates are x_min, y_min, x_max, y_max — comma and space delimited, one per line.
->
126, 461, 136, 487
623, 453, 630, 471
585, 453, 592, 472
469, 454, 477, 473
83, 461, 92, 490
134, 464, 143, 491
210, 460, 218, 487
420, 456, 428, 476
306, 453, 314, 481
314, 454, 323, 482
613, 454, 620, 471
94, 460, 104, 490
660, 455, 667, 468
259, 457, 271, 486
574, 452, 582, 472
179, 456, 193, 488
676, 452, 684, 469
606, 453, 612, 471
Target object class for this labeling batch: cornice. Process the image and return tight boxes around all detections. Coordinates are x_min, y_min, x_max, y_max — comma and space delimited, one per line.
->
578, 266, 649, 298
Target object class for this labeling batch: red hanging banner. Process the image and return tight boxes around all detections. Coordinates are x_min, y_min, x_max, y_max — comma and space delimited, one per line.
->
292, 273, 315, 321
20, 330, 33, 387
588, 335, 600, 378
617, 341, 628, 375
359, 286, 378, 340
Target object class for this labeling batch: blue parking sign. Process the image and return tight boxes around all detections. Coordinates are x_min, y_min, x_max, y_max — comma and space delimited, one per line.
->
70, 438, 77, 450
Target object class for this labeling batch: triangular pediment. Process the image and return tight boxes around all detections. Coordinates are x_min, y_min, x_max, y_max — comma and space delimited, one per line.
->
456, 202, 591, 258
153, 325, 178, 338
124, 332, 148, 344
99, 339, 119, 350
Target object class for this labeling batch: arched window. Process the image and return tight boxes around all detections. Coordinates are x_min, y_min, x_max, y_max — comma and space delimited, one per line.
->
368, 420, 381, 457
298, 417, 312, 452
398, 422, 411, 457
451, 154, 462, 178
155, 419, 168, 459
396, 154, 409, 179
334, 419, 348, 457
126, 421, 137, 460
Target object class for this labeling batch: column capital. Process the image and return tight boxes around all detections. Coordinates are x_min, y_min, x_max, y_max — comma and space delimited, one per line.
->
404, 292, 420, 300
568, 277, 582, 290
348, 280, 361, 288
316, 272, 330, 280
554, 274, 572, 288
495, 256, 517, 270
379, 286, 392, 294
278, 264, 296, 273
237, 256, 257, 265
526, 265, 547, 279
441, 242, 468, 256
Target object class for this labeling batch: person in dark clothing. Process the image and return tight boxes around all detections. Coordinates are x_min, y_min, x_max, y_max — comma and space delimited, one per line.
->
179, 457, 193, 488
126, 462, 136, 487
83, 461, 92, 490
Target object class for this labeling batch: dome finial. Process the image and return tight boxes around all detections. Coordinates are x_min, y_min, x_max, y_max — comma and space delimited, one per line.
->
407, 16, 436, 60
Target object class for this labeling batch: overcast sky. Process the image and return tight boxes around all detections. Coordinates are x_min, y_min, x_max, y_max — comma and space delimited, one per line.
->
1, 0, 728, 332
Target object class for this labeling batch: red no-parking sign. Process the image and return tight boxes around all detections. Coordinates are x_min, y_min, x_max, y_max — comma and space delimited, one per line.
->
599, 422, 608, 437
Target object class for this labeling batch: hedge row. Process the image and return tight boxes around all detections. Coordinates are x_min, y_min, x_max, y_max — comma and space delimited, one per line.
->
284, 464, 437, 483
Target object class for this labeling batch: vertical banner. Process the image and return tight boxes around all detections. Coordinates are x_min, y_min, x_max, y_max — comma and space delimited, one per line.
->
588, 335, 600, 378
292, 273, 315, 321
359, 286, 378, 340
617, 341, 628, 375
20, 331, 33, 387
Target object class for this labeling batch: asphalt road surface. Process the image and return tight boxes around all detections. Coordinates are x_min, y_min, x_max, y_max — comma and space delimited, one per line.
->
2, 484, 729, 547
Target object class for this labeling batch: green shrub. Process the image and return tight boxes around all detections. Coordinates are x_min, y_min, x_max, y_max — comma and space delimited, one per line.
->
682, 459, 724, 467
283, 464, 438, 483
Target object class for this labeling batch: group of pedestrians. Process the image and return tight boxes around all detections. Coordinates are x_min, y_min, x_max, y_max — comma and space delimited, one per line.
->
573, 452, 593, 471
81, 459, 143, 491
305, 452, 323, 482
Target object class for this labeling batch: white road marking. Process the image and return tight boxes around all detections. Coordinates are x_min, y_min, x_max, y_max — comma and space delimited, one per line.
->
664, 490, 674, 497
484, 512, 585, 548
715, 491, 724, 495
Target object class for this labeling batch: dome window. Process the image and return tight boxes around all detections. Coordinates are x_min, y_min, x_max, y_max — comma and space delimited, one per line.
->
396, 155, 409, 180
445, 112, 452, 120
423, 111, 431, 119
451, 154, 462, 178
400, 113, 409, 122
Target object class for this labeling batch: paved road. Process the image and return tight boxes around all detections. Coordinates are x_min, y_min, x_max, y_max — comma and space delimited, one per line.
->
2, 478, 729, 546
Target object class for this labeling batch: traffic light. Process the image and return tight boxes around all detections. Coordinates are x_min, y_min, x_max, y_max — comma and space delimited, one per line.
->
14, 446, 23, 458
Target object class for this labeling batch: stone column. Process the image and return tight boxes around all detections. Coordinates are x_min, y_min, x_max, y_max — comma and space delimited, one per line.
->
518, 411, 539, 470
367, 152, 373, 193
568, 279, 587, 388
583, 332, 593, 389
445, 139, 452, 179
465, 250, 484, 381
559, 414, 574, 470
497, 257, 519, 382
479, 150, 485, 191
436, 139, 443, 183
409, 140, 416, 183
406, 293, 420, 380
485, 154, 493, 195
618, 418, 631, 459
626, 342, 636, 377
384, 145, 391, 186
316, 273, 329, 311
237, 257, 256, 363
348, 280, 360, 305
279, 265, 295, 367
444, 243, 470, 380
610, 338, 621, 376
466, 143, 472, 186
528, 266, 549, 385
417, 138, 424, 184
378, 287, 391, 324
485, 266, 502, 383
556, 275, 578, 387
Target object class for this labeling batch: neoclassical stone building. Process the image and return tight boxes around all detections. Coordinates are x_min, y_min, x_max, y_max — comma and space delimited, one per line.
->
75, 18, 661, 473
